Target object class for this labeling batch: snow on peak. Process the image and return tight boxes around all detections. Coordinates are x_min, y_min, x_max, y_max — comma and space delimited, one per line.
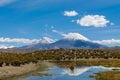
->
63, 33, 89, 41
39, 37, 55, 44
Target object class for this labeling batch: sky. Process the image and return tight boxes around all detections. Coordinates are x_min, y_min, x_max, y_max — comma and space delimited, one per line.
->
0, 0, 120, 48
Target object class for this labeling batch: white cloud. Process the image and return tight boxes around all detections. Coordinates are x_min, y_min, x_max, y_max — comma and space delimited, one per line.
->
77, 15, 110, 27
0, 37, 55, 44
0, 45, 14, 49
52, 29, 65, 36
64, 10, 79, 17
93, 39, 120, 44
0, 0, 16, 6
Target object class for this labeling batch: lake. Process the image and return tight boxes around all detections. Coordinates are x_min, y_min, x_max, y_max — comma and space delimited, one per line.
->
8, 62, 120, 80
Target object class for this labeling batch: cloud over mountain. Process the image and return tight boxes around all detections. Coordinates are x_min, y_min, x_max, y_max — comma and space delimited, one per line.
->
93, 39, 120, 44
0, 37, 54, 44
77, 15, 110, 27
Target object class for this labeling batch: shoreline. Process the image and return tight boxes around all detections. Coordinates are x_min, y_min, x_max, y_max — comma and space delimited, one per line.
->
0, 62, 40, 79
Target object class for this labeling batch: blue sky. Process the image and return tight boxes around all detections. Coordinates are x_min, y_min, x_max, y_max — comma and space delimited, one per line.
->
0, 0, 120, 48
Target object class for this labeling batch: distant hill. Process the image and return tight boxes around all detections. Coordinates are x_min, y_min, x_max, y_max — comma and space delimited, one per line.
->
101, 46, 120, 52
0, 48, 34, 53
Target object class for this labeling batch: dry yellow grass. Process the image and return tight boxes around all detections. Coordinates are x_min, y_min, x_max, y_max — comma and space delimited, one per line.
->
0, 63, 40, 79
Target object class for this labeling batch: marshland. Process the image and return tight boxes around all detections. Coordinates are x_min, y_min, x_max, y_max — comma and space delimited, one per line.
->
0, 49, 120, 80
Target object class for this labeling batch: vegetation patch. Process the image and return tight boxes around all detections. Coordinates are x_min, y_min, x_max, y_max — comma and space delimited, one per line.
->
95, 71, 120, 80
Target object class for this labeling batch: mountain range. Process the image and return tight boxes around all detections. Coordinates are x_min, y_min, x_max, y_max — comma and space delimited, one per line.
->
21, 38, 106, 50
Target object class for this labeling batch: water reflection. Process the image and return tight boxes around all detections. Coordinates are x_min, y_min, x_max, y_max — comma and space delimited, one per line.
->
69, 65, 74, 73
62, 66, 90, 76
61, 66, 116, 76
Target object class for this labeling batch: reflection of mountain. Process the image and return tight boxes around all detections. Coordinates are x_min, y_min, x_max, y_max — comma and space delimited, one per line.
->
21, 39, 106, 50
62, 66, 112, 76
62, 67, 90, 76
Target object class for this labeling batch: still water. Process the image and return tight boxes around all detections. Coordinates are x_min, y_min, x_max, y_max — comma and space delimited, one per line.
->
10, 65, 115, 80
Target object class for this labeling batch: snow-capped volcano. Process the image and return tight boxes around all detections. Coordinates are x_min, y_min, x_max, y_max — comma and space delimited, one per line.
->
20, 33, 106, 49
21, 38, 106, 50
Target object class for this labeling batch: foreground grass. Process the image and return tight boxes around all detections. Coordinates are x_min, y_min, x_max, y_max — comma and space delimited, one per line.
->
0, 63, 40, 79
0, 49, 120, 67
0, 61, 53, 79
96, 71, 120, 80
